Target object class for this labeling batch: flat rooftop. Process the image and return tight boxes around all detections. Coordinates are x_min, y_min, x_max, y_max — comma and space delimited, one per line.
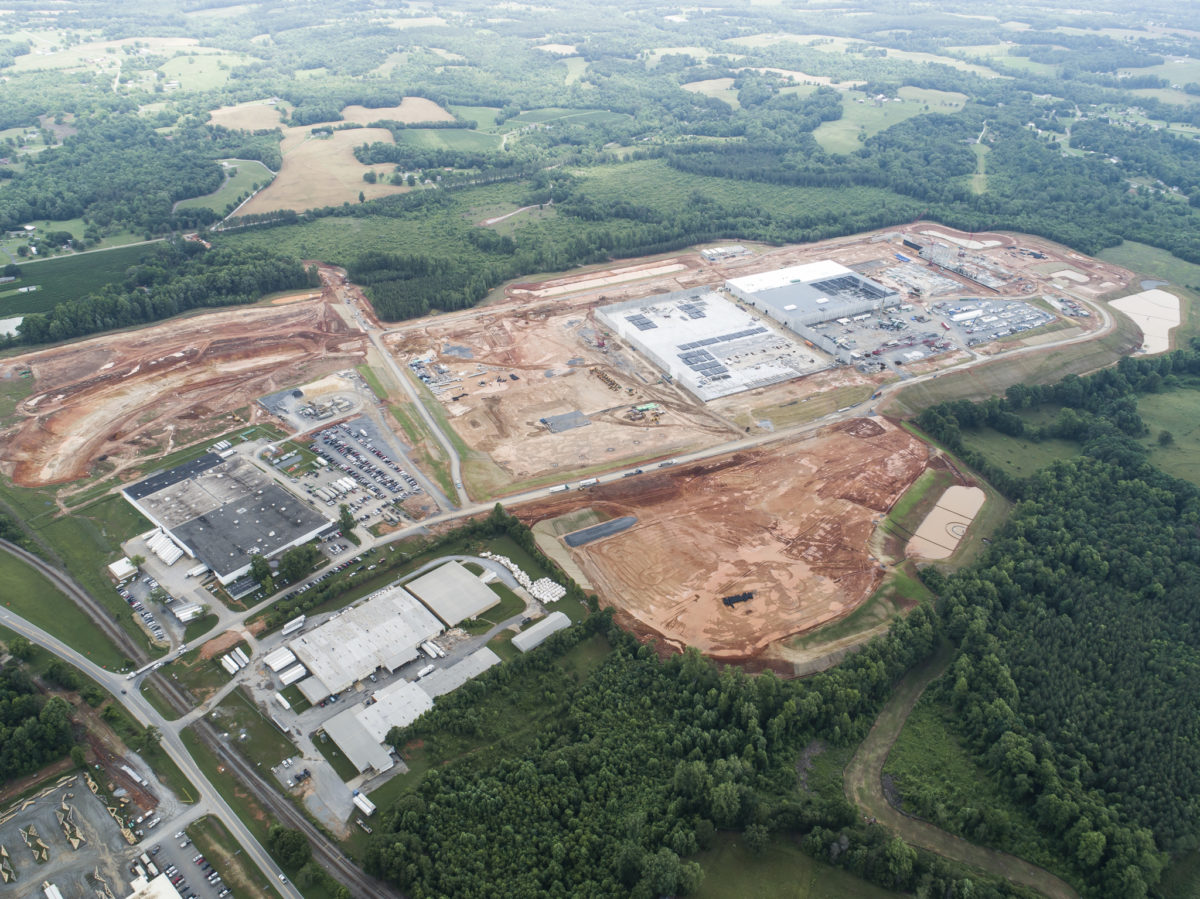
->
418, 648, 502, 698
405, 561, 501, 627
289, 585, 443, 696
727, 261, 897, 324
123, 454, 331, 581
598, 290, 826, 401
323, 678, 434, 773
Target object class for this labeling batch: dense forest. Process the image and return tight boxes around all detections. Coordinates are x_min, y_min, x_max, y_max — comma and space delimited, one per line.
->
0, 661, 75, 782
7, 238, 315, 345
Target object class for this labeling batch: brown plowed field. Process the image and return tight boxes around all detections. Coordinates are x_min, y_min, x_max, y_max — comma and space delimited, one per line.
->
0, 295, 367, 487
518, 417, 929, 661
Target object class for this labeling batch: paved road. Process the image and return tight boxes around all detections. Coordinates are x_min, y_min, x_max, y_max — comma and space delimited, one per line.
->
0, 604, 304, 899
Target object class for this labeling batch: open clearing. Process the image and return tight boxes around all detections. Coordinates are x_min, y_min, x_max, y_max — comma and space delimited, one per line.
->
518, 418, 929, 662
338, 100, 455, 124
208, 100, 286, 132
1110, 288, 1181, 353
0, 285, 366, 487
238, 128, 406, 215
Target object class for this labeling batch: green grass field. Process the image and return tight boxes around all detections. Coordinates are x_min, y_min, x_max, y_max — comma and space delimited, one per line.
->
181, 729, 276, 844
175, 158, 274, 214
0, 243, 157, 315
1097, 240, 1200, 347
960, 428, 1080, 478
313, 729, 360, 781
0, 532, 128, 670
884, 696, 1079, 886
159, 52, 254, 91
1138, 388, 1200, 486
695, 833, 899, 898
214, 687, 296, 767
813, 89, 960, 154
396, 128, 502, 151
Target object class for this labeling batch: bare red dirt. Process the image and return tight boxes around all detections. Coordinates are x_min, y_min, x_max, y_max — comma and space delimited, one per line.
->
0, 292, 367, 488
518, 417, 929, 661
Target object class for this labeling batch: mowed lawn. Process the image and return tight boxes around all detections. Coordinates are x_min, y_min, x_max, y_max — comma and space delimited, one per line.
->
0, 243, 157, 315
814, 87, 965, 154
0, 550, 126, 669
175, 158, 275, 214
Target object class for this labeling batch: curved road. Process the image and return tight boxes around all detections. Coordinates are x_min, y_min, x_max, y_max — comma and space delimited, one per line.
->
844, 648, 1079, 899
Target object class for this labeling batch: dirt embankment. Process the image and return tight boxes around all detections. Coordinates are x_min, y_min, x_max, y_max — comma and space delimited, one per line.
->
0, 295, 367, 488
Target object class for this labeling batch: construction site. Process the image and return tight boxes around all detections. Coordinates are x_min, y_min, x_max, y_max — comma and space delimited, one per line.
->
0, 289, 367, 491
517, 417, 931, 662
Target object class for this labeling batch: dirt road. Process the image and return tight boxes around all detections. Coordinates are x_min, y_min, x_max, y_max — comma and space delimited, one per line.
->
844, 647, 1080, 899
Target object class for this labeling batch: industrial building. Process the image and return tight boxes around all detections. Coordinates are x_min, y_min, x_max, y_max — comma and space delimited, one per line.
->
323, 648, 501, 773
512, 612, 571, 653
404, 561, 501, 627
725, 261, 899, 330
122, 453, 331, 585
597, 289, 826, 401
124, 873, 184, 899
288, 585, 444, 703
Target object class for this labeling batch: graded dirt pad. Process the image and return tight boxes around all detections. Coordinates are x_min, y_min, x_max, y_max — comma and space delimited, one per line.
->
0, 296, 367, 487
906, 485, 986, 560
384, 284, 737, 487
517, 418, 929, 661
1109, 288, 1181, 353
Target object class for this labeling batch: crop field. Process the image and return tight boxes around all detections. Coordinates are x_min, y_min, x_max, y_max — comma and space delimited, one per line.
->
208, 100, 287, 132
158, 51, 256, 90
681, 77, 741, 108
947, 43, 1058, 76
395, 127, 501, 151
238, 128, 408, 215
175, 158, 275, 213
0, 243, 157, 315
11, 35, 204, 72
726, 32, 998, 76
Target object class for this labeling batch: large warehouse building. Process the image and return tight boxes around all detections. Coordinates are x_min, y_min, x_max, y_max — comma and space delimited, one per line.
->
122, 454, 331, 585
597, 289, 827, 401
323, 648, 502, 773
725, 261, 899, 330
289, 584, 444, 703
404, 561, 500, 627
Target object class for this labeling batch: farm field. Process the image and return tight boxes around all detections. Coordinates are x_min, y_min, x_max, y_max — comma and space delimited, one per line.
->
0, 243, 158, 316
395, 127, 500, 152
681, 77, 741, 108
159, 51, 256, 90
237, 128, 407, 215
207, 100, 287, 132
725, 32, 998, 76
519, 418, 930, 662
813, 87, 966, 154
175, 158, 275, 214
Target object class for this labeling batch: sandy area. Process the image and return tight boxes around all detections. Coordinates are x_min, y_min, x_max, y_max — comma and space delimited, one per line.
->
1110, 288, 1180, 353
0, 284, 366, 488
1050, 269, 1090, 283
921, 229, 1002, 249
514, 263, 687, 298
270, 291, 322, 305
519, 418, 929, 660
907, 485, 985, 560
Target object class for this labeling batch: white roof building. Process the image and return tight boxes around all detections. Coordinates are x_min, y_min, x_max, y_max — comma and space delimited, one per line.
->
512, 612, 572, 653
404, 561, 500, 626
289, 585, 443, 699
108, 557, 138, 581
323, 680, 433, 773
